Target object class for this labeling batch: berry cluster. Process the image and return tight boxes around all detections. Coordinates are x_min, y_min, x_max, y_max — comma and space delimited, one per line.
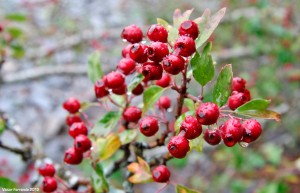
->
228, 77, 251, 110
38, 163, 57, 192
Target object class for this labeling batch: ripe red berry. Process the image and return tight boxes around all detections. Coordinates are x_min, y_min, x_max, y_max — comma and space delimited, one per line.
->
112, 83, 127, 95
196, 102, 219, 125
132, 83, 144, 95
121, 25, 143, 44
156, 74, 171, 88
122, 44, 132, 58
162, 54, 185, 75
103, 71, 125, 89
64, 147, 83, 165
63, 98, 81, 114
168, 136, 190, 158
232, 77, 246, 92
147, 42, 169, 62
117, 58, 136, 75
157, 96, 171, 109
147, 24, 168, 43
94, 80, 109, 98
241, 119, 262, 143
129, 43, 148, 63
174, 36, 196, 57
220, 119, 243, 147
228, 92, 248, 110
123, 106, 142, 123
139, 117, 159, 137
243, 89, 251, 102
42, 177, 57, 192
142, 62, 163, 80
38, 163, 55, 177
65, 114, 82, 126
68, 122, 88, 138
178, 20, 199, 40
180, 116, 202, 139
74, 134, 92, 153
204, 129, 221, 145
152, 165, 171, 183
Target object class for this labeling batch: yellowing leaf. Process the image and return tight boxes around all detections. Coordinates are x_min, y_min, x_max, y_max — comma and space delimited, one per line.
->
127, 157, 153, 184
96, 134, 121, 161
176, 184, 201, 193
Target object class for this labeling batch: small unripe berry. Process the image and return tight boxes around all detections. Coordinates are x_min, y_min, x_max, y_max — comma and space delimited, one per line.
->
157, 96, 171, 109
66, 114, 82, 126
228, 92, 248, 110
174, 36, 196, 57
129, 43, 148, 63
142, 62, 163, 81
112, 83, 127, 95
241, 119, 262, 143
156, 74, 171, 88
162, 54, 185, 75
168, 136, 190, 158
94, 80, 109, 98
180, 116, 202, 139
220, 119, 243, 147
152, 165, 171, 183
122, 44, 132, 58
178, 20, 199, 40
63, 98, 81, 114
147, 24, 168, 43
117, 58, 136, 75
232, 77, 246, 92
123, 106, 142, 123
64, 147, 83, 165
104, 71, 125, 89
38, 163, 55, 177
147, 42, 169, 62
196, 102, 219, 125
139, 117, 159, 137
74, 134, 92, 153
132, 83, 144, 95
204, 129, 221, 145
121, 25, 143, 44
68, 122, 88, 138
42, 177, 57, 192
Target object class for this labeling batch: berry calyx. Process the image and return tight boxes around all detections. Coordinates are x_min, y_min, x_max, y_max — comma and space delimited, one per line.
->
147, 24, 168, 43
38, 163, 55, 177
64, 147, 83, 165
121, 25, 143, 44
139, 117, 159, 137
174, 36, 196, 57
147, 42, 169, 62
132, 83, 144, 95
178, 20, 199, 40
195, 102, 219, 125
168, 136, 190, 158
129, 43, 148, 63
65, 114, 82, 126
204, 129, 221, 145
157, 96, 171, 110
94, 80, 109, 98
117, 58, 136, 75
180, 115, 202, 139
142, 62, 163, 80
104, 71, 125, 89
220, 119, 243, 147
68, 122, 88, 138
228, 92, 248, 110
162, 54, 185, 75
152, 165, 171, 183
156, 74, 171, 88
63, 98, 81, 114
42, 177, 57, 192
112, 83, 127, 95
241, 119, 262, 143
74, 134, 92, 153
123, 106, 142, 123
232, 77, 246, 92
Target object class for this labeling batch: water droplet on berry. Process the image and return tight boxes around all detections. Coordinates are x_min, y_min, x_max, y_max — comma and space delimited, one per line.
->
122, 39, 127, 42
239, 141, 249, 148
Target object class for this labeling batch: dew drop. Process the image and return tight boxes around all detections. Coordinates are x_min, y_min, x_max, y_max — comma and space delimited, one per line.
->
122, 39, 127, 43
239, 141, 249, 148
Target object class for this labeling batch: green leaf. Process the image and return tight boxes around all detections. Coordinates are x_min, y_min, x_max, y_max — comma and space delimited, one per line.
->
119, 129, 138, 145
195, 8, 226, 48
157, 18, 169, 27
0, 119, 6, 135
190, 42, 214, 86
142, 86, 166, 114
91, 163, 109, 193
183, 98, 195, 111
128, 73, 144, 92
176, 184, 201, 193
212, 64, 232, 107
0, 177, 18, 192
190, 136, 204, 152
235, 99, 281, 122
10, 44, 25, 59
6, 27, 23, 39
174, 111, 194, 134
91, 111, 121, 136
5, 13, 27, 22
87, 52, 102, 83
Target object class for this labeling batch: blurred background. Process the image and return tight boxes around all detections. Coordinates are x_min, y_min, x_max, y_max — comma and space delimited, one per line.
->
0, 0, 299, 192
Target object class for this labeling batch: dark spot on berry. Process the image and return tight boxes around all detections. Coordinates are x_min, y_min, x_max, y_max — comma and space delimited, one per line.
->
153, 171, 160, 178
182, 21, 192, 30
178, 43, 185, 49
170, 145, 177, 151
198, 112, 206, 118
131, 44, 139, 53
163, 60, 170, 67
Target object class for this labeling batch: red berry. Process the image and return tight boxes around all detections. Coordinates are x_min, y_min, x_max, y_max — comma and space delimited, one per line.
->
243, 89, 251, 102
157, 96, 171, 109
180, 116, 202, 139
63, 98, 81, 114
147, 24, 168, 43
156, 74, 171, 88
232, 77, 246, 92
121, 25, 143, 44
38, 163, 55, 177
195, 102, 219, 125
142, 62, 163, 80
139, 117, 159, 137
65, 114, 82, 126
104, 71, 125, 89
162, 54, 185, 75
174, 36, 196, 57
204, 129, 221, 145
123, 106, 142, 122
147, 42, 169, 62
94, 80, 109, 98
132, 83, 144, 95
122, 44, 132, 58
168, 136, 190, 158
64, 147, 83, 165
117, 58, 136, 75
74, 134, 92, 153
129, 43, 148, 63
220, 119, 243, 147
112, 83, 127, 95
228, 92, 248, 110
42, 177, 57, 192
241, 119, 262, 143
178, 20, 199, 40
68, 122, 88, 138
152, 165, 171, 183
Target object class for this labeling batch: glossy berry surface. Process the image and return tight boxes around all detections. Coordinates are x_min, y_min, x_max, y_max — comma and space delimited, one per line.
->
147, 42, 169, 62
139, 117, 159, 137
63, 98, 81, 114
228, 92, 247, 110
162, 54, 185, 75
104, 71, 125, 89
241, 119, 262, 143
68, 122, 88, 138
38, 163, 55, 177
156, 74, 171, 88
142, 62, 163, 80
121, 25, 143, 44
74, 134, 92, 153
220, 119, 243, 147
196, 102, 219, 125
132, 83, 144, 95
129, 43, 148, 63
152, 165, 171, 183
112, 83, 127, 95
204, 129, 221, 145
122, 44, 132, 58
168, 136, 190, 158
94, 80, 109, 98
232, 77, 246, 92
178, 20, 199, 40
117, 58, 136, 75
180, 115, 202, 139
157, 96, 171, 109
66, 114, 82, 126
42, 177, 57, 192
174, 36, 196, 57
64, 147, 83, 165
147, 24, 168, 43
123, 106, 142, 122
